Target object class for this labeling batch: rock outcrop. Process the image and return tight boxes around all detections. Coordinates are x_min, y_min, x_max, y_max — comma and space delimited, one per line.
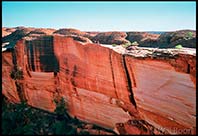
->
2, 28, 32, 47
2, 27, 56, 49
157, 30, 196, 48
126, 32, 160, 48
2, 33, 196, 135
2, 27, 17, 37
92, 32, 130, 45
63, 35, 93, 44
53, 28, 86, 36
53, 28, 93, 43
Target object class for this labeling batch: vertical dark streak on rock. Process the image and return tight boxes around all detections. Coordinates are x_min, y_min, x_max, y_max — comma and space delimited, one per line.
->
54, 71, 61, 95
71, 65, 78, 96
122, 55, 137, 108
29, 41, 35, 71
109, 50, 118, 98
26, 65, 32, 77
128, 64, 137, 88
15, 82, 26, 102
187, 64, 190, 74
11, 47, 17, 70
26, 41, 31, 71
72, 65, 78, 77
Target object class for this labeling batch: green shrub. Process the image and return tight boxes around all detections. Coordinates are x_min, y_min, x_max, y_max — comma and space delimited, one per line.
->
184, 32, 193, 40
54, 97, 70, 120
122, 42, 131, 48
175, 44, 183, 49
112, 44, 117, 47
187, 32, 193, 39
131, 41, 139, 46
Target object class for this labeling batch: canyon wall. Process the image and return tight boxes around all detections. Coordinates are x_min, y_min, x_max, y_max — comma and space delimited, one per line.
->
2, 51, 20, 103
2, 35, 196, 134
125, 56, 196, 134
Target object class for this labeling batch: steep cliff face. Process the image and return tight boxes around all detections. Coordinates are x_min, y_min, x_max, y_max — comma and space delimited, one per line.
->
13, 36, 58, 111
2, 35, 196, 134
51, 36, 138, 128
11, 36, 138, 129
125, 56, 196, 134
2, 51, 20, 103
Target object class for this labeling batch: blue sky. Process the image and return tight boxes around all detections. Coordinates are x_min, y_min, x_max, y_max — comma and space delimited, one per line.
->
2, 1, 196, 31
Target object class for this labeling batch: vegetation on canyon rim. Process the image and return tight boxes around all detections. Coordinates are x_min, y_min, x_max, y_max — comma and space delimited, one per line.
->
112, 41, 139, 48
175, 44, 183, 49
184, 31, 193, 40
174, 32, 193, 49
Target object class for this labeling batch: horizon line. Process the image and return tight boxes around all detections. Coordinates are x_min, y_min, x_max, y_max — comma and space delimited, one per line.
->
2, 26, 196, 32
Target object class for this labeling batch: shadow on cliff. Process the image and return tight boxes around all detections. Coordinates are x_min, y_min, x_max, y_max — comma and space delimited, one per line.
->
25, 36, 59, 72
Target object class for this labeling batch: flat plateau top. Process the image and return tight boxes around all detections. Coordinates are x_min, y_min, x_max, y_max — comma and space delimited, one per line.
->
100, 44, 196, 58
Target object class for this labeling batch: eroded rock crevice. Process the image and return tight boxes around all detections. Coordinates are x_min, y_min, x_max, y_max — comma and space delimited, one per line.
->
109, 50, 118, 98
122, 55, 137, 108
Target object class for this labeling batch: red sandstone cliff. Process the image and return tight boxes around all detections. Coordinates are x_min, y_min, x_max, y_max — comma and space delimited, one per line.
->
2, 34, 196, 135
2, 51, 20, 103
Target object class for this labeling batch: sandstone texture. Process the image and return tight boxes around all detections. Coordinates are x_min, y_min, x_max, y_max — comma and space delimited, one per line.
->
2, 28, 196, 135
2, 51, 20, 103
